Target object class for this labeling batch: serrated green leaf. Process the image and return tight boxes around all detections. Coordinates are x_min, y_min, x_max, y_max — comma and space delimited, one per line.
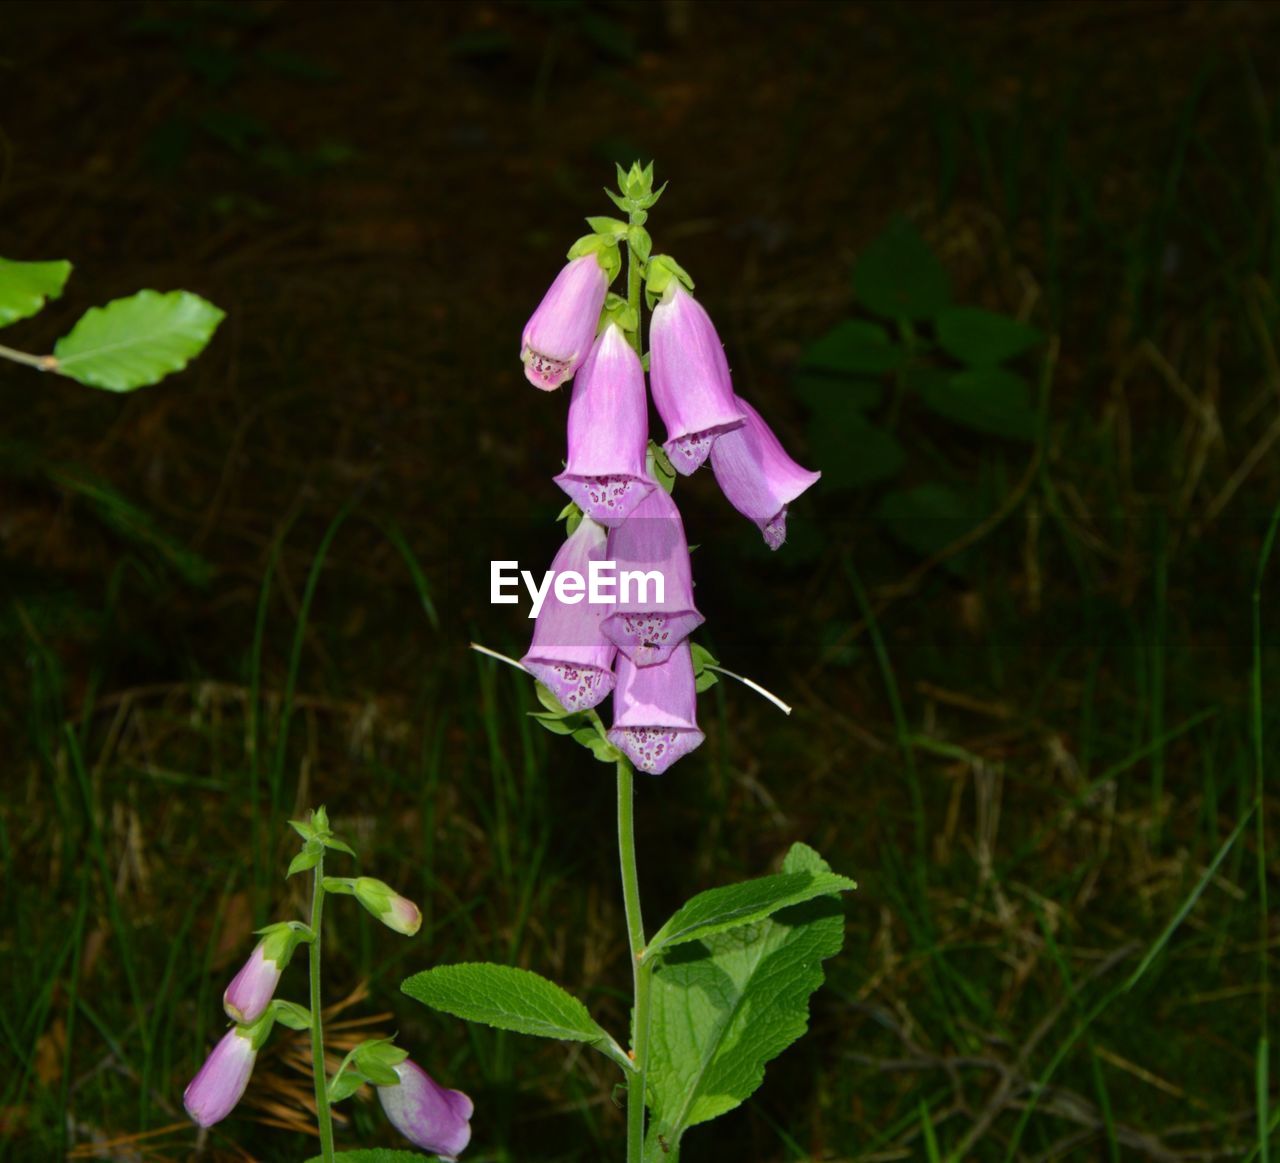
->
0, 258, 72, 328
798, 319, 903, 376
852, 217, 950, 321
646, 864, 854, 961
52, 289, 224, 391
402, 963, 617, 1049
916, 367, 1037, 441
935, 306, 1042, 367
643, 844, 848, 1156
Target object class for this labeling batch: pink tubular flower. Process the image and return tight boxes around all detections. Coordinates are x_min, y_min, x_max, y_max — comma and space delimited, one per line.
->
553, 323, 654, 525
649, 284, 746, 475
521, 517, 617, 711
223, 940, 283, 1024
601, 484, 704, 667
710, 396, 821, 550
521, 255, 610, 390
378, 1059, 474, 1161
608, 638, 704, 775
183, 1028, 257, 1128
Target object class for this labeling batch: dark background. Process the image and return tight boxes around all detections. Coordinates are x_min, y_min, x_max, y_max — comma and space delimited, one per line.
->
3, 2, 1280, 1161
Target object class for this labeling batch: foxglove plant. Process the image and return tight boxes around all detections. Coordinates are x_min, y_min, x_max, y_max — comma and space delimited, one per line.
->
183, 808, 470, 1162
405, 162, 849, 1163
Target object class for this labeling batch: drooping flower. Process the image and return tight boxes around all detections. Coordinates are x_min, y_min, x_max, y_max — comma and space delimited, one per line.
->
183, 1027, 257, 1128
521, 255, 610, 390
553, 323, 654, 525
601, 484, 703, 667
608, 638, 704, 774
378, 1059, 474, 1161
710, 396, 821, 550
649, 284, 745, 475
353, 878, 422, 936
521, 516, 617, 711
223, 941, 283, 1025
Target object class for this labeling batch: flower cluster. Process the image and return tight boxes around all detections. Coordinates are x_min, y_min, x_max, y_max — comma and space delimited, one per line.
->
517, 166, 819, 775
182, 808, 471, 1159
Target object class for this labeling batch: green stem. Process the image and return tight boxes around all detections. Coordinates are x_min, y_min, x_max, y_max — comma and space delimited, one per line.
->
310, 855, 336, 1163
625, 216, 643, 356
617, 758, 649, 1163
0, 342, 55, 371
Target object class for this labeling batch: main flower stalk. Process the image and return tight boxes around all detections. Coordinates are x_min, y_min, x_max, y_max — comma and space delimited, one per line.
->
616, 757, 649, 1163
310, 855, 336, 1163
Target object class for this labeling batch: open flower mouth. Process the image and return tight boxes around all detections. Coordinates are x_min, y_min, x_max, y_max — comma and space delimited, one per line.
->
607, 725, 705, 775
522, 658, 615, 711
603, 611, 704, 667
664, 419, 745, 475
521, 346, 574, 390
554, 472, 654, 526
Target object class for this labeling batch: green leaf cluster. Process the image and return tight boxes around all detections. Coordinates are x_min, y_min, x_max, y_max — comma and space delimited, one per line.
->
287, 804, 357, 877
399, 843, 853, 1156
527, 683, 620, 764
794, 217, 1046, 566
0, 257, 224, 392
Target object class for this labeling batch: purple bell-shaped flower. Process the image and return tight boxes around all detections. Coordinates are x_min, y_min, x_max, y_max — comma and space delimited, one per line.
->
553, 323, 654, 525
608, 638, 704, 774
649, 284, 745, 474
710, 396, 821, 549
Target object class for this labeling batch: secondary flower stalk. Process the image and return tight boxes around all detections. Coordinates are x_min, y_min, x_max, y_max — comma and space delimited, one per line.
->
521, 255, 610, 390
553, 323, 654, 525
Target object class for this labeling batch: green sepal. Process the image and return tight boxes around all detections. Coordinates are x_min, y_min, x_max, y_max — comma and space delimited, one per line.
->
355, 1037, 410, 1071
628, 225, 653, 264
288, 817, 316, 842
286, 839, 323, 878
238, 1011, 276, 1051
604, 188, 632, 213
565, 233, 622, 283
535, 682, 571, 717
586, 215, 628, 238
256, 920, 314, 964
557, 500, 585, 536
648, 441, 677, 495
268, 1000, 312, 1031
530, 710, 577, 736
327, 1070, 366, 1104
321, 834, 357, 858
644, 254, 693, 309
690, 643, 720, 693
600, 292, 638, 335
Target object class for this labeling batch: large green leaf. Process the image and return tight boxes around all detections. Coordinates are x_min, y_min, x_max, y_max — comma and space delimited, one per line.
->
852, 217, 950, 321
936, 306, 1042, 367
52, 289, 224, 391
916, 367, 1037, 441
642, 844, 850, 1158
401, 963, 624, 1063
646, 865, 855, 961
0, 257, 72, 328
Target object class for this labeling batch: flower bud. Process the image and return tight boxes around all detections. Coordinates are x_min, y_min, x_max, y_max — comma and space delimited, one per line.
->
608, 638, 704, 774
183, 1027, 257, 1128
521, 255, 610, 390
521, 517, 617, 711
378, 1059, 473, 1161
222, 941, 283, 1025
649, 284, 745, 474
601, 484, 703, 667
553, 324, 654, 525
710, 396, 821, 549
354, 877, 422, 936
